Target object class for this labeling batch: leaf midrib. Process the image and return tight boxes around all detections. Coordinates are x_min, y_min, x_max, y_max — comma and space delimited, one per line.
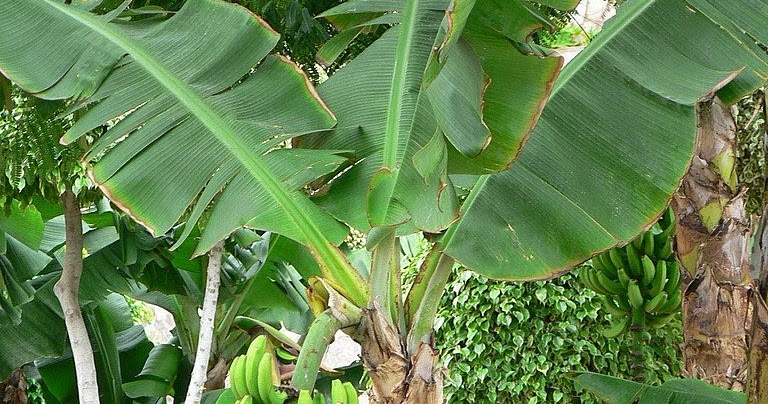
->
382, 0, 421, 169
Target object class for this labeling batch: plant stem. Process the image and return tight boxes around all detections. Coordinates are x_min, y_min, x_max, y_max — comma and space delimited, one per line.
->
290, 309, 341, 391
405, 247, 453, 355
185, 241, 223, 404
54, 190, 99, 404
369, 227, 398, 325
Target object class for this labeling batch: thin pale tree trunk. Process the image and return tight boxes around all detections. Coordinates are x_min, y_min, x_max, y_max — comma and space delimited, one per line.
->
673, 99, 752, 390
185, 241, 223, 404
54, 191, 99, 403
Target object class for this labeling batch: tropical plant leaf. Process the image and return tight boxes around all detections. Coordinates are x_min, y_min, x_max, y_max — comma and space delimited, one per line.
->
0, 279, 66, 380
305, 0, 571, 233
0, 0, 370, 305
441, 0, 768, 280
569, 372, 746, 404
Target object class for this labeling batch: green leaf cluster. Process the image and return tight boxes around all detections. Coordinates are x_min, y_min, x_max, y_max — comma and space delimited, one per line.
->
435, 269, 682, 403
0, 89, 96, 208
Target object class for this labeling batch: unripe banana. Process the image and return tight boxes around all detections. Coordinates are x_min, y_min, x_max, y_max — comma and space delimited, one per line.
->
602, 296, 627, 317
649, 260, 667, 297
640, 256, 655, 287
665, 261, 681, 295
616, 268, 631, 290
246, 336, 267, 397
257, 352, 274, 404
627, 281, 644, 309
644, 292, 668, 313
597, 254, 619, 275
642, 231, 655, 257
268, 388, 288, 404
587, 270, 611, 295
625, 243, 643, 278
648, 313, 676, 328
314, 393, 326, 404
241, 395, 254, 404
596, 272, 625, 295
579, 268, 602, 294
344, 383, 358, 404
659, 290, 682, 314
632, 234, 644, 251
603, 316, 630, 337
614, 294, 631, 311
298, 391, 313, 404
656, 237, 673, 260
231, 356, 249, 399
609, 249, 626, 272
331, 380, 346, 404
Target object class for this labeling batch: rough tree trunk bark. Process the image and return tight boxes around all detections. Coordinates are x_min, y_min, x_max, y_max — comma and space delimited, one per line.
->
0, 368, 26, 404
673, 99, 752, 390
746, 90, 768, 404
54, 191, 99, 403
360, 305, 443, 404
185, 241, 223, 404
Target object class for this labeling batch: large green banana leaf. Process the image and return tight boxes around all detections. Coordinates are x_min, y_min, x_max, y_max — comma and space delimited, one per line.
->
0, 0, 369, 304
442, 0, 768, 279
303, 0, 574, 232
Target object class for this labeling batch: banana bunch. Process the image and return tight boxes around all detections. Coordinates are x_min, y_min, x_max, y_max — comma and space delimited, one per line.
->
219, 335, 289, 404
296, 380, 359, 404
579, 208, 682, 337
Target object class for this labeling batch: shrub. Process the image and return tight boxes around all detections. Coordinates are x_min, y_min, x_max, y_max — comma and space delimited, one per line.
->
435, 266, 683, 403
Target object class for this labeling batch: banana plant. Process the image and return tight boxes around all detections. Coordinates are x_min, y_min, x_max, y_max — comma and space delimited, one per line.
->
2, 0, 768, 403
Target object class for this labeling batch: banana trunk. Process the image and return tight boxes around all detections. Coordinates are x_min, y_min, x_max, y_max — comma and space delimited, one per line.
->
673, 98, 752, 391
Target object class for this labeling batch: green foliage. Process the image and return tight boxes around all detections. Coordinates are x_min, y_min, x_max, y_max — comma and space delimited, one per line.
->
536, 24, 594, 49
436, 269, 682, 404
735, 89, 766, 214
0, 88, 99, 208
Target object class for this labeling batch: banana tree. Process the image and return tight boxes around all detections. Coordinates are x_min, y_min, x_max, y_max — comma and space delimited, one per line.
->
2, 0, 768, 403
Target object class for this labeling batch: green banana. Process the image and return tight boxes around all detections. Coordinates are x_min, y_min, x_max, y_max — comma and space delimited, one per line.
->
246, 336, 267, 397
594, 257, 619, 280
579, 268, 601, 294
298, 391, 313, 404
644, 292, 668, 313
586, 270, 611, 295
596, 271, 625, 295
614, 294, 631, 311
314, 394, 326, 404
665, 261, 681, 295
331, 380, 346, 404
257, 352, 275, 404
640, 256, 656, 287
627, 281, 644, 309
632, 234, 644, 250
231, 356, 249, 399
656, 236, 673, 260
602, 296, 627, 317
642, 231, 655, 257
598, 254, 619, 275
648, 313, 676, 328
241, 395, 254, 404
608, 248, 626, 272
649, 259, 667, 297
275, 348, 297, 362
625, 243, 643, 278
344, 383, 358, 404
603, 316, 631, 338
268, 388, 288, 404
659, 290, 682, 314
616, 268, 631, 290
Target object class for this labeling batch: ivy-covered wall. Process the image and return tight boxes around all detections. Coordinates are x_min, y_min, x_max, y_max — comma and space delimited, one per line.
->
436, 267, 683, 403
